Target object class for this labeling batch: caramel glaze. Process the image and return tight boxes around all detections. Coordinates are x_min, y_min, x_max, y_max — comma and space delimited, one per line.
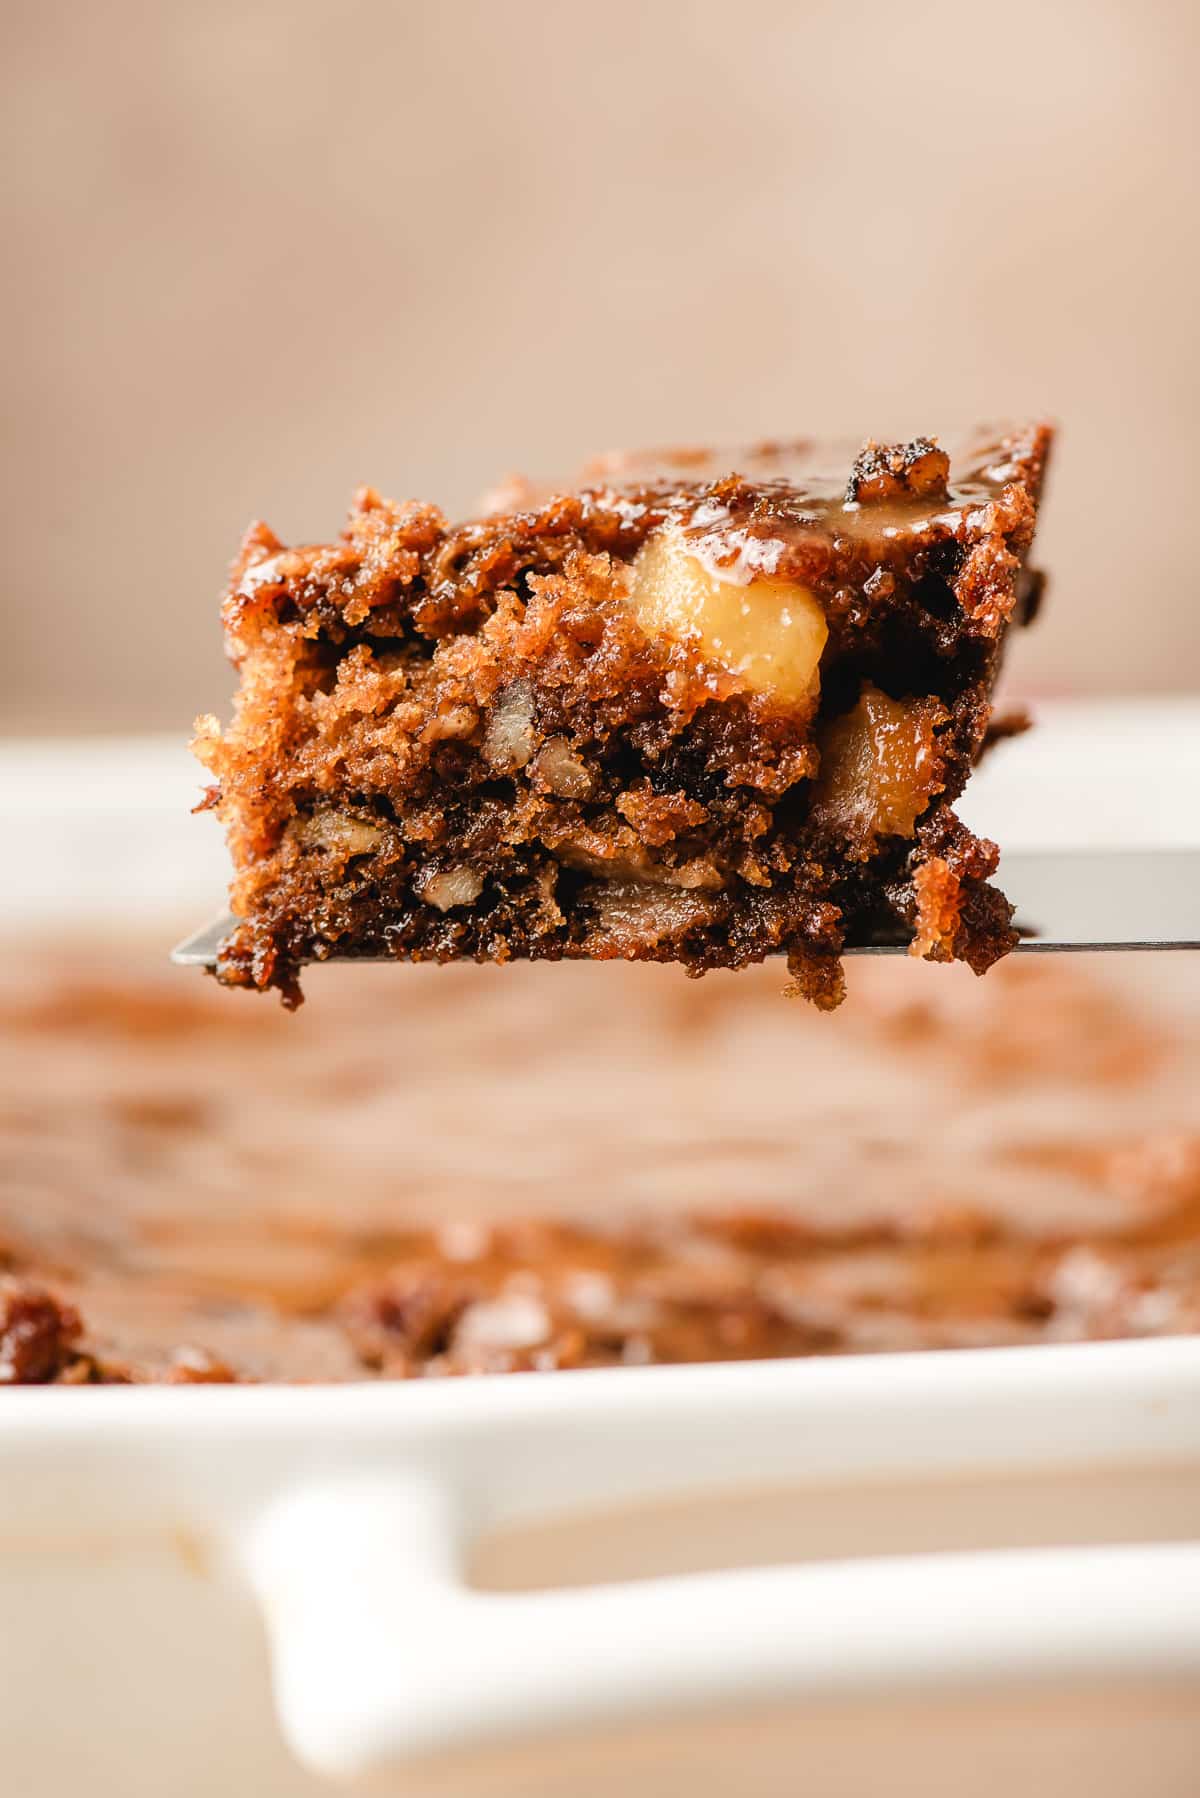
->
506, 426, 1046, 594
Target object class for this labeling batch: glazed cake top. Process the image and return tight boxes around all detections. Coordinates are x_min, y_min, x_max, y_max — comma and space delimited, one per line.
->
479, 421, 1053, 586
224, 422, 1052, 641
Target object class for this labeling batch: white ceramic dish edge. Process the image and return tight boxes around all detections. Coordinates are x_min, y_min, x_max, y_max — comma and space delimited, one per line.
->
5, 1340, 1200, 1777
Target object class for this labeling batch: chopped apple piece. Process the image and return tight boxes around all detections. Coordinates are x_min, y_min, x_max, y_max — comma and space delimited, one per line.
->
812, 684, 946, 849
630, 525, 827, 705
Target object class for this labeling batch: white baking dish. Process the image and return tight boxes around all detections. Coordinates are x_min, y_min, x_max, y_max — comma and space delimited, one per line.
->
1, 704, 1199, 1798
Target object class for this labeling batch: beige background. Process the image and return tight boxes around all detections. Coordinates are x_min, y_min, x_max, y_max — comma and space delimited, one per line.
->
3, 0, 1198, 735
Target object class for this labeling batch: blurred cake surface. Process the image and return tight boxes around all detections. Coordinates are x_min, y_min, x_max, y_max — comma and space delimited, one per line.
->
2, 945, 1197, 1383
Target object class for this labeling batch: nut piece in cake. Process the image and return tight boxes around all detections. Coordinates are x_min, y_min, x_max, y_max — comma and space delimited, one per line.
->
194, 423, 1053, 1006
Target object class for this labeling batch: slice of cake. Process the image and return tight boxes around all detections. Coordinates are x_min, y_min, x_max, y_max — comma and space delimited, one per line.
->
194, 423, 1052, 1006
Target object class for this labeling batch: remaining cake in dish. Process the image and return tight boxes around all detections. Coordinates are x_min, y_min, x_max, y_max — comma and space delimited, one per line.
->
194, 423, 1052, 1005
2, 946, 1197, 1384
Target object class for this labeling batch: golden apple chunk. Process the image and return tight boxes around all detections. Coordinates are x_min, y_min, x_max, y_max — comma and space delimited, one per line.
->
812, 684, 946, 849
630, 526, 828, 705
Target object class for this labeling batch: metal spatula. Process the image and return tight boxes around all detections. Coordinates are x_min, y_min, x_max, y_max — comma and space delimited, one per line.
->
170, 849, 1200, 967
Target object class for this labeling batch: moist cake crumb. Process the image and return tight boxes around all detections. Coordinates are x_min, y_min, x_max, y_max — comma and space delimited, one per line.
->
194, 423, 1052, 1005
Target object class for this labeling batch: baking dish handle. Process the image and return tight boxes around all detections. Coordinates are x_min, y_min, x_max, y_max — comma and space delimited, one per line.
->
241, 1475, 1200, 1783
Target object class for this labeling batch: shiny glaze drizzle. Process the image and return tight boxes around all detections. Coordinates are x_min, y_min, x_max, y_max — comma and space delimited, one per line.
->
568, 432, 1030, 586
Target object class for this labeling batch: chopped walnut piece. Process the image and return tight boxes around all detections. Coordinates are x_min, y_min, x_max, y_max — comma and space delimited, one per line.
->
845, 437, 950, 506
532, 736, 596, 800
416, 866, 485, 912
293, 807, 385, 858
483, 679, 536, 773
421, 703, 479, 745
589, 881, 721, 951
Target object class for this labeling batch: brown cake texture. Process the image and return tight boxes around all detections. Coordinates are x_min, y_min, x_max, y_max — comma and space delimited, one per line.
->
194, 424, 1053, 1005
2, 945, 1198, 1384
